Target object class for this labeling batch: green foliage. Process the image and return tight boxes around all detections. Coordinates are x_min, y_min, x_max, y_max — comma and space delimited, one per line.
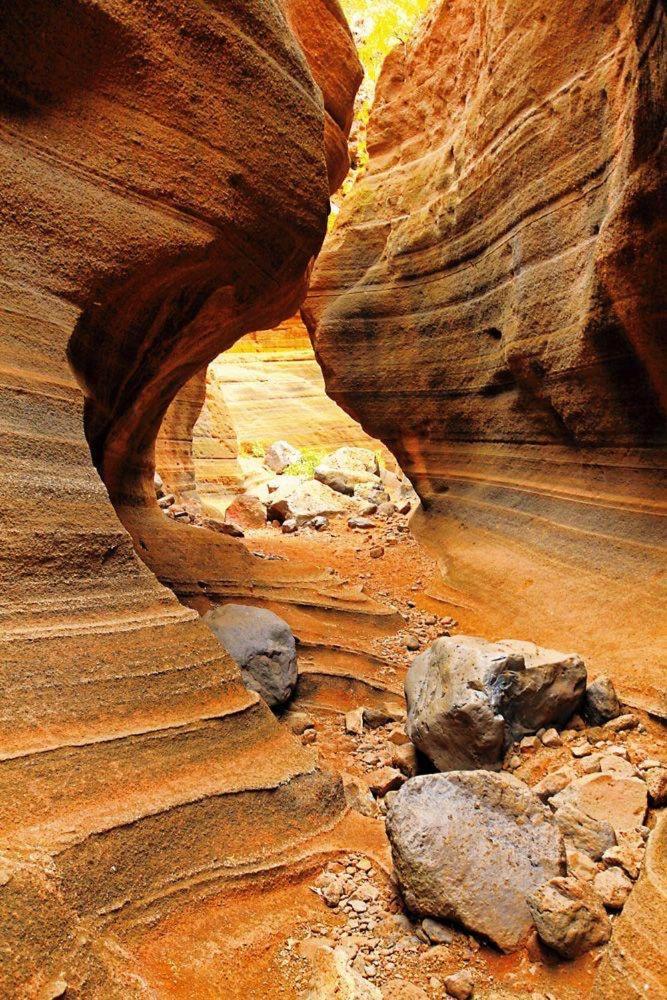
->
330, 1, 431, 231
239, 439, 267, 458
341, 0, 431, 84
283, 446, 329, 479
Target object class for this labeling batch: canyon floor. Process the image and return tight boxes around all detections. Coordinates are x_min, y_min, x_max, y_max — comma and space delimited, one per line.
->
122, 502, 666, 999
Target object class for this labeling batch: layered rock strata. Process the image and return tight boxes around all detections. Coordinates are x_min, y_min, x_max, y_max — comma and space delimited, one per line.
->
305, 0, 667, 715
0, 0, 359, 993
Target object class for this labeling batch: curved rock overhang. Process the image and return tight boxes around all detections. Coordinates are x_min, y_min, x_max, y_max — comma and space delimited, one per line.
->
305, 0, 667, 716
0, 0, 361, 993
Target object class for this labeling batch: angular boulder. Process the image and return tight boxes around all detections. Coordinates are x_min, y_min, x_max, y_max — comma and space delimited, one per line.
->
314, 446, 380, 494
267, 480, 348, 525
224, 493, 267, 530
386, 771, 565, 952
405, 636, 586, 772
584, 676, 621, 725
264, 440, 301, 474
202, 604, 297, 707
551, 773, 648, 835
527, 876, 611, 958
552, 802, 616, 861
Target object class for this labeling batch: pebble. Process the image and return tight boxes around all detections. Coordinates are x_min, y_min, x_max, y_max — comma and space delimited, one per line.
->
604, 714, 639, 732
445, 969, 475, 999
405, 635, 421, 651
541, 728, 562, 747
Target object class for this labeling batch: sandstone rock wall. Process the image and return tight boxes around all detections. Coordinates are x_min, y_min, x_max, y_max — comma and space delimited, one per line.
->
0, 0, 359, 993
305, 0, 666, 715
209, 315, 384, 453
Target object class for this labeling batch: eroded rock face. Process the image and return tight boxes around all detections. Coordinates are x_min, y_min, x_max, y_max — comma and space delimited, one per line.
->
0, 0, 358, 993
305, 0, 667, 716
405, 636, 585, 771
386, 771, 565, 951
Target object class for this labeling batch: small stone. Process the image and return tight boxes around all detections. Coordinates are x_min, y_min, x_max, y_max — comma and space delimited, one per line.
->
421, 917, 455, 945
599, 754, 636, 777
638, 758, 662, 771
392, 743, 418, 777
369, 545, 385, 559
508, 754, 521, 770
593, 867, 633, 910
602, 829, 645, 879
603, 714, 639, 733
224, 493, 267, 530
552, 802, 616, 860
405, 635, 420, 651
364, 766, 405, 797
551, 772, 647, 834
361, 503, 378, 516
342, 773, 380, 819
286, 712, 314, 735
541, 728, 563, 748
520, 736, 540, 752
571, 742, 592, 758
527, 876, 611, 958
388, 728, 411, 746
310, 515, 328, 530
345, 708, 365, 735
583, 676, 621, 725
644, 767, 667, 806
350, 899, 368, 913
579, 754, 602, 774
533, 771, 571, 801
348, 516, 375, 530
302, 728, 317, 745
203, 516, 244, 536
566, 846, 598, 881
444, 969, 475, 999
363, 706, 395, 729
264, 440, 301, 474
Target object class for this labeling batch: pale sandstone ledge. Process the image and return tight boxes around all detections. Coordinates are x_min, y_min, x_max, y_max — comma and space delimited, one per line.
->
305, 0, 667, 716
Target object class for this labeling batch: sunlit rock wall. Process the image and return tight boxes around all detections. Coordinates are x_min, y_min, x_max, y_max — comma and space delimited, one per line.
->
0, 0, 359, 993
306, 0, 666, 715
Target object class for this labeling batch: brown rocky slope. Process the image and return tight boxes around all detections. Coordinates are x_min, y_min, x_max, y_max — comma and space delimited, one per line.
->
305, 0, 666, 716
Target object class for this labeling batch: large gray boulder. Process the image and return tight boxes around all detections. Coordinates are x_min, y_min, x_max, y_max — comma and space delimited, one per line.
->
405, 636, 586, 772
202, 604, 297, 707
386, 771, 565, 952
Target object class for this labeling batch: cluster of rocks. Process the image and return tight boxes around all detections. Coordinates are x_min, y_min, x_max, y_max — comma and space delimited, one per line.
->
263, 445, 415, 537
333, 635, 665, 967
155, 443, 418, 544
297, 853, 478, 998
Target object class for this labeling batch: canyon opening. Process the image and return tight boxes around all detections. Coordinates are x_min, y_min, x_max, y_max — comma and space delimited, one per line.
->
1, 2, 665, 999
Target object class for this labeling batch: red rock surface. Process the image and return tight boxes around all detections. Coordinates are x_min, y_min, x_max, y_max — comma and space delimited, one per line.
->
306, 0, 666, 716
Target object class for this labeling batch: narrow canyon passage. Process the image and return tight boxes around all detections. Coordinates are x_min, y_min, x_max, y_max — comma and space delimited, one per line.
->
1, 1, 665, 999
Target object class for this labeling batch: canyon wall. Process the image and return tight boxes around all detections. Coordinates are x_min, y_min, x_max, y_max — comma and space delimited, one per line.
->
155, 315, 383, 508
306, 0, 666, 716
0, 0, 360, 994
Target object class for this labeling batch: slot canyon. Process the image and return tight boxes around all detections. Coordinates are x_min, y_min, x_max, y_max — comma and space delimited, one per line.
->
1, 0, 665, 997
